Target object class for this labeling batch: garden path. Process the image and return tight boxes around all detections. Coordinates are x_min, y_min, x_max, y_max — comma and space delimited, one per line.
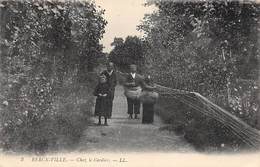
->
77, 85, 193, 152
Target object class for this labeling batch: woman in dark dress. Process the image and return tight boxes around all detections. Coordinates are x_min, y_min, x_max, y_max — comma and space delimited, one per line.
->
141, 75, 158, 124
93, 74, 111, 126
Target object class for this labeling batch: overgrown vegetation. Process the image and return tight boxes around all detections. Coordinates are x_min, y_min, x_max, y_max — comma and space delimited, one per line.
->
0, 0, 106, 153
109, 36, 147, 72
137, 1, 259, 129
156, 94, 250, 152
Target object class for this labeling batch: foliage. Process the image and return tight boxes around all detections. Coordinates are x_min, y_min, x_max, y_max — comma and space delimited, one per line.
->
109, 36, 147, 72
0, 0, 106, 152
139, 1, 259, 128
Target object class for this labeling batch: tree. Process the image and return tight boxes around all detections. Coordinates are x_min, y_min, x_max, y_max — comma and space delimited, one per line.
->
139, 1, 259, 127
0, 0, 107, 151
111, 37, 124, 47
109, 36, 147, 72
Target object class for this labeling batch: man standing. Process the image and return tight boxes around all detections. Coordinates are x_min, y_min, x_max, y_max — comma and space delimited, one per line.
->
101, 62, 117, 118
124, 64, 143, 119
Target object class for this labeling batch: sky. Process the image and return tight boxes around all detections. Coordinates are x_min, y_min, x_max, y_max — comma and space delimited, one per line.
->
95, 0, 155, 53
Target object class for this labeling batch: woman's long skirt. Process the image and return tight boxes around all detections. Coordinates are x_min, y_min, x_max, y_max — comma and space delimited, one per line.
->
142, 103, 155, 124
94, 97, 110, 117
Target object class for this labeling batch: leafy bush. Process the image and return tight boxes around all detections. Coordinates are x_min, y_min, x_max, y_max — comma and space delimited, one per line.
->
139, 1, 259, 128
0, 0, 106, 153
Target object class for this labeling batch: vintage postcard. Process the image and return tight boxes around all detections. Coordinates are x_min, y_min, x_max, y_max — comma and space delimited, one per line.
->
0, 0, 259, 166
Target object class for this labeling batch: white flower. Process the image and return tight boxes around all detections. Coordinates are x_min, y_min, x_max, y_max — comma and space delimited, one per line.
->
17, 119, 23, 125
2, 101, 8, 106
23, 111, 28, 116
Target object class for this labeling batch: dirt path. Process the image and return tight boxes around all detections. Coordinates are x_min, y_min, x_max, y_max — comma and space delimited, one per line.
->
77, 85, 193, 153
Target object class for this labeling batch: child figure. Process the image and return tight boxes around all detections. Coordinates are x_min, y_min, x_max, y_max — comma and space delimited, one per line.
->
93, 74, 111, 126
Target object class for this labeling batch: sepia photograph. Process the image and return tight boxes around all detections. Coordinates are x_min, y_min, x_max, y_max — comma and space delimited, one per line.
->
0, 0, 260, 166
